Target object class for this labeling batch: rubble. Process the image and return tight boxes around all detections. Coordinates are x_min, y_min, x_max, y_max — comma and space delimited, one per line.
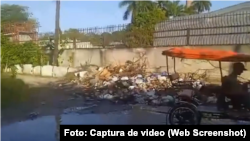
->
66, 54, 215, 107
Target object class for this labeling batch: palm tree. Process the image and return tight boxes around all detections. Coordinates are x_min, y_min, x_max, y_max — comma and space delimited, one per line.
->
158, 0, 186, 18
156, 0, 170, 11
183, 5, 198, 15
53, 0, 60, 66
54, 1, 61, 138
167, 0, 185, 17
191, 0, 212, 13
119, 1, 153, 23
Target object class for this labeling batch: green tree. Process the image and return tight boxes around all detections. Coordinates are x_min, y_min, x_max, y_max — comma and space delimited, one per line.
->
119, 1, 154, 23
39, 33, 53, 40
156, 0, 170, 17
1, 4, 30, 22
127, 6, 166, 47
1, 5, 39, 46
112, 30, 127, 43
1, 34, 48, 75
191, 0, 212, 13
63, 28, 84, 48
157, 0, 197, 18
1, 4, 39, 27
83, 33, 102, 46
63, 29, 82, 40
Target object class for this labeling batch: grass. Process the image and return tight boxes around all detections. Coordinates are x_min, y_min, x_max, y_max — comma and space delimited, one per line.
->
1, 73, 31, 108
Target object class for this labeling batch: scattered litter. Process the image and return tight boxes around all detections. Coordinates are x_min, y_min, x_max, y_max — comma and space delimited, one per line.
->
206, 96, 217, 104
63, 105, 97, 114
99, 94, 113, 100
68, 97, 75, 101
237, 120, 250, 124
28, 112, 39, 120
63, 55, 217, 107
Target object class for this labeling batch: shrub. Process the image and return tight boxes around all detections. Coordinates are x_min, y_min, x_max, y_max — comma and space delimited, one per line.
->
1, 33, 48, 77
1, 34, 48, 108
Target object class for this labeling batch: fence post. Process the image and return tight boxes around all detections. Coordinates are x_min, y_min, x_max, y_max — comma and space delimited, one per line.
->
100, 34, 105, 66
186, 28, 190, 46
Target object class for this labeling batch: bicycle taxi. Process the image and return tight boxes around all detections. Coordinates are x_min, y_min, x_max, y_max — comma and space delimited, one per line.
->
162, 47, 250, 125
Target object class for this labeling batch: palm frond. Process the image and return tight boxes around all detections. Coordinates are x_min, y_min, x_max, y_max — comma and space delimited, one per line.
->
119, 1, 133, 8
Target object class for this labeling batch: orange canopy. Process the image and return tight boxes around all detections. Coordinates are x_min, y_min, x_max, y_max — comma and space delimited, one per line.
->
162, 47, 250, 62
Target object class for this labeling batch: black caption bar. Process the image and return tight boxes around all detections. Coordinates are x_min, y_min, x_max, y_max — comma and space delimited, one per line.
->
60, 125, 248, 140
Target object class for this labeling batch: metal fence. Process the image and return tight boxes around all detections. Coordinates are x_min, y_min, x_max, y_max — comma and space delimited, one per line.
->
38, 24, 129, 48
38, 11, 250, 48
154, 11, 250, 46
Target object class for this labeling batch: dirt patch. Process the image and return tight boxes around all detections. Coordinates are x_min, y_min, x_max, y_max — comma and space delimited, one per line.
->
1, 75, 86, 126
15, 74, 62, 86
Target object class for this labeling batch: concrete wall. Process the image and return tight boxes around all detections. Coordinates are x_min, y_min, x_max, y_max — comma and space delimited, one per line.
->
60, 45, 250, 80
5, 65, 78, 78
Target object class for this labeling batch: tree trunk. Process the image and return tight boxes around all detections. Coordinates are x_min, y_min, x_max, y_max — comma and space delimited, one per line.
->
73, 38, 76, 49
131, 12, 134, 24
131, 11, 136, 24
53, 0, 60, 66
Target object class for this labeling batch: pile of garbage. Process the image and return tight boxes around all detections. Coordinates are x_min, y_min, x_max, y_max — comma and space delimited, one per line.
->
67, 54, 210, 106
